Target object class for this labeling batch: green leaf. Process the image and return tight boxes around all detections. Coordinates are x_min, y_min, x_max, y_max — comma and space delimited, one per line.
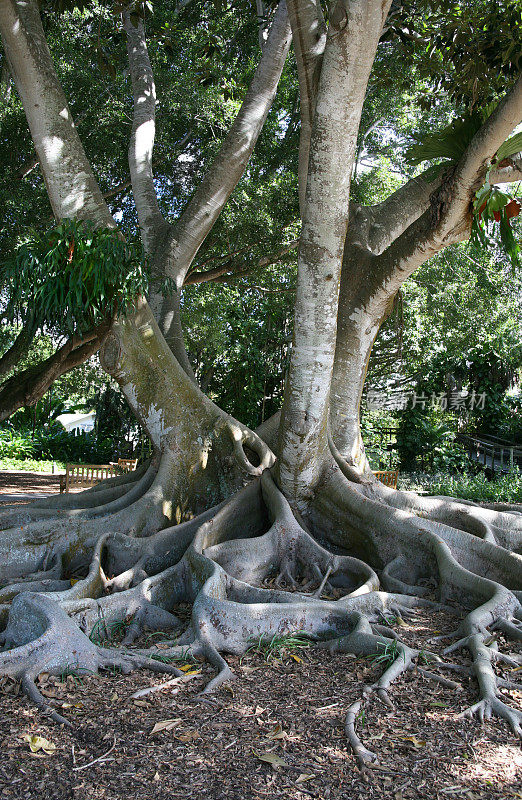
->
488, 188, 511, 213
405, 113, 483, 166
496, 131, 522, 161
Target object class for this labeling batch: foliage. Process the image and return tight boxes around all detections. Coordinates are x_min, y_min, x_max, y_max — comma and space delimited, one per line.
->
386, 0, 522, 110
0, 219, 146, 335
405, 110, 522, 269
405, 112, 484, 166
182, 260, 296, 429
472, 184, 521, 270
396, 407, 472, 473
89, 617, 131, 645
243, 631, 310, 664
360, 410, 399, 470
366, 242, 522, 468
368, 638, 404, 668
0, 429, 35, 459
0, 458, 65, 472
408, 468, 522, 504
0, 422, 134, 465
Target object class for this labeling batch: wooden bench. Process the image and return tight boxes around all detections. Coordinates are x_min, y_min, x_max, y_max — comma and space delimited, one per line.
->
114, 458, 138, 472
59, 458, 137, 493
373, 469, 398, 489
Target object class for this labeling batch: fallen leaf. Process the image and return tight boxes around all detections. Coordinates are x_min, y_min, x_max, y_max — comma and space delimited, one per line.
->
22, 734, 56, 755
254, 706, 266, 716
398, 735, 426, 748
296, 774, 315, 784
133, 700, 149, 707
289, 654, 302, 663
254, 750, 288, 769
153, 772, 160, 782
266, 724, 286, 740
429, 701, 448, 708
61, 702, 83, 709
150, 718, 182, 734
175, 730, 199, 742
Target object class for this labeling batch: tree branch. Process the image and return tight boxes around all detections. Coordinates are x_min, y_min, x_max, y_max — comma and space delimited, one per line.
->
286, 0, 326, 214
362, 167, 447, 255
162, 0, 292, 290
366, 76, 522, 292
0, 317, 37, 381
183, 238, 298, 286
0, 320, 112, 422
489, 152, 522, 185
437, 75, 522, 240
0, 0, 114, 227
361, 151, 522, 259
124, 8, 169, 253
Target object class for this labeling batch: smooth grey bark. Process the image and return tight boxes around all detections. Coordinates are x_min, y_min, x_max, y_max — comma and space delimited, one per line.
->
0, 0, 114, 227
124, 9, 169, 255
278, 0, 393, 506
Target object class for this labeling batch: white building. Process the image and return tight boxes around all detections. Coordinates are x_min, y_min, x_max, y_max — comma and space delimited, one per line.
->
56, 411, 96, 433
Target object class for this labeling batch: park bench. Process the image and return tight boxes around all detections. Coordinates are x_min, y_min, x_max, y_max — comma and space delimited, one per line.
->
373, 469, 398, 489
59, 458, 137, 493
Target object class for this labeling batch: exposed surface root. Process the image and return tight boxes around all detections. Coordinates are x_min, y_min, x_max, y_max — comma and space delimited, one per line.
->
0, 452, 521, 761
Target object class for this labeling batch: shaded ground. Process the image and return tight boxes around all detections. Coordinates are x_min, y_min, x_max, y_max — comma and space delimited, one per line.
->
0, 608, 520, 799
0, 471, 61, 497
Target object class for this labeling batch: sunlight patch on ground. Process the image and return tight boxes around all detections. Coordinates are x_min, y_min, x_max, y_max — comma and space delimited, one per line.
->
448, 741, 522, 786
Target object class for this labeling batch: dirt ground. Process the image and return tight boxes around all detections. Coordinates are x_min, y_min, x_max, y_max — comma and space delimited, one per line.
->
0, 607, 520, 800
0, 471, 62, 497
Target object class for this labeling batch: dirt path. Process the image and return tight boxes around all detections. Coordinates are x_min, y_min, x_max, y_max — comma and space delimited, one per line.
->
0, 608, 520, 799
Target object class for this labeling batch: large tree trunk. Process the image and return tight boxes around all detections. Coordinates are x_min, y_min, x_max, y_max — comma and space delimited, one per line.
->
278, 0, 392, 506
2, 0, 522, 759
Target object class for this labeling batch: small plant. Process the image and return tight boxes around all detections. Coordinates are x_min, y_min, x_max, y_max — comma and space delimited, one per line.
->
356, 707, 366, 728
243, 631, 311, 664
150, 653, 177, 664
368, 639, 404, 668
59, 665, 94, 685
89, 617, 131, 645
102, 664, 123, 677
